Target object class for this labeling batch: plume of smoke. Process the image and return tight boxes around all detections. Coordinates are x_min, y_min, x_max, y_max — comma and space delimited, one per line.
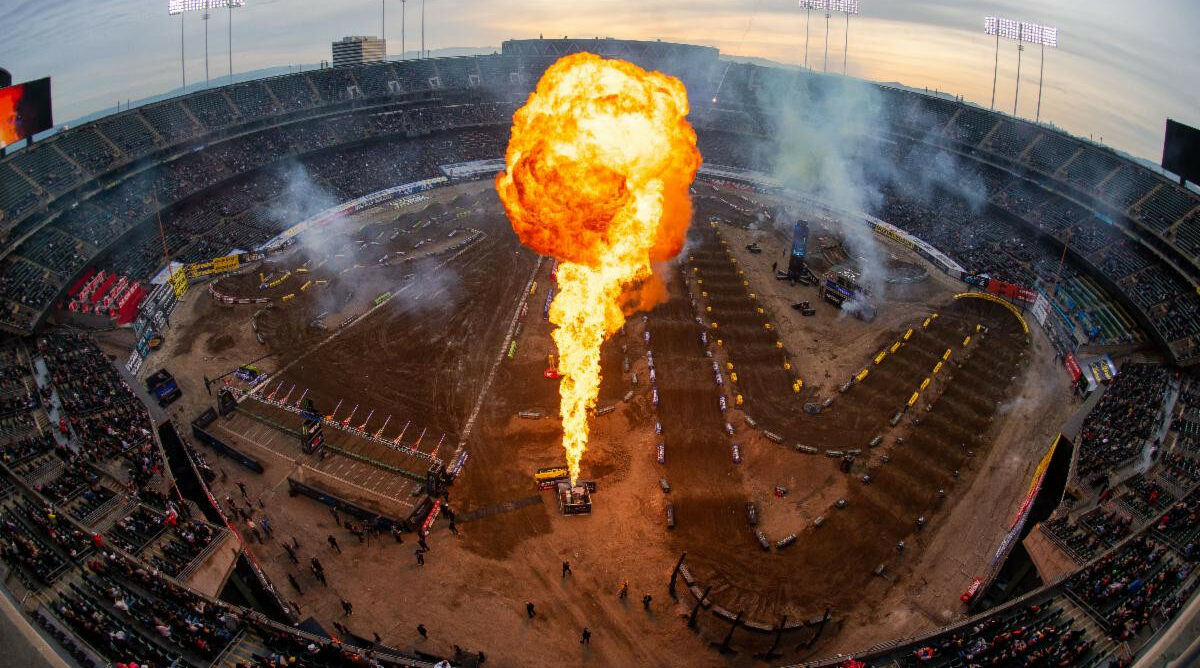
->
268, 160, 339, 229
749, 71, 998, 296
267, 159, 341, 261
757, 76, 890, 296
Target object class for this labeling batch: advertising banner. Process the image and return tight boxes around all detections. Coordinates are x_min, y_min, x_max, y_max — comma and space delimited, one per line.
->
1064, 352, 1083, 382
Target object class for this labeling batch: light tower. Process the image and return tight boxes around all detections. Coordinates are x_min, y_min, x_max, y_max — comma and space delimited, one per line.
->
169, 1, 246, 89
833, 0, 860, 76
799, 1, 859, 75
984, 16, 1058, 120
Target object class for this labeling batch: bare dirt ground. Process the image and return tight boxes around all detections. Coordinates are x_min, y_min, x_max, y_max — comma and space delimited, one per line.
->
145, 179, 1077, 667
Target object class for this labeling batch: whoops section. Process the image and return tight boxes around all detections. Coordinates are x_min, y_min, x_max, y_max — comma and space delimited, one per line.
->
687, 223, 801, 417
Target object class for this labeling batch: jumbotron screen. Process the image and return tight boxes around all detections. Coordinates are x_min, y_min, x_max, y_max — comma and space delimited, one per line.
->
0, 77, 53, 148
1163, 119, 1200, 185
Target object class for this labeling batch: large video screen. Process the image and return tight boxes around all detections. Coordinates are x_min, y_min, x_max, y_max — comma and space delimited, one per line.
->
1163, 119, 1200, 185
0, 78, 53, 148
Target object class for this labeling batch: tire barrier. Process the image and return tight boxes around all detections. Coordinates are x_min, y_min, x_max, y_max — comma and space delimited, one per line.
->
795, 444, 819, 454
518, 410, 542, 419
775, 534, 798, 550
260, 271, 291, 290
869, 435, 883, 448
595, 405, 616, 416
756, 531, 771, 550
744, 415, 758, 428
763, 430, 783, 444
208, 282, 271, 305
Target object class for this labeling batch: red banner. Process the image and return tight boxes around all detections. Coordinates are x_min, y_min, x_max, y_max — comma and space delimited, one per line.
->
1064, 352, 1082, 382
984, 279, 1037, 304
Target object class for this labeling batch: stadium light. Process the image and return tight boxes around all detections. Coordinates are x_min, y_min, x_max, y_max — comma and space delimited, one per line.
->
985, 16, 1058, 121
168, 0, 245, 13
169, 1, 246, 89
798, 0, 858, 74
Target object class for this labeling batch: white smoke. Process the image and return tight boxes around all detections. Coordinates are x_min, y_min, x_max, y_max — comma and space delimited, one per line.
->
759, 75, 891, 297
747, 74, 1006, 302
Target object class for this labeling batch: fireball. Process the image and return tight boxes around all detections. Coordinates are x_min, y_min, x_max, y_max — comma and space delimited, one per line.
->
497, 52, 701, 484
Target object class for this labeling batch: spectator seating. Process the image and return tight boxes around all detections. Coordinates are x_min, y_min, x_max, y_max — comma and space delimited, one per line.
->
185, 91, 239, 130
95, 113, 158, 156
49, 128, 121, 177
1074, 363, 1171, 482
140, 102, 201, 143
226, 81, 278, 120
8, 145, 78, 195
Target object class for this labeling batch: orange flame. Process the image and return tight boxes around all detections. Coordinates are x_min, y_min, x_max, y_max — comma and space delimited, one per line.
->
497, 53, 701, 484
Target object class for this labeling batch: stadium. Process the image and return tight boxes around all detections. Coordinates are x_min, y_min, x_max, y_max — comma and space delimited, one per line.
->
1, 7, 1199, 668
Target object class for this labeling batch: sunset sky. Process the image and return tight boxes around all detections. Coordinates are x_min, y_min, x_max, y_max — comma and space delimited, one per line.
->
1, 0, 1197, 161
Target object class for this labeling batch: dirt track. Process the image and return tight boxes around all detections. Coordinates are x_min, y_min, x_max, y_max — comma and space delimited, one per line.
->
150, 179, 1076, 666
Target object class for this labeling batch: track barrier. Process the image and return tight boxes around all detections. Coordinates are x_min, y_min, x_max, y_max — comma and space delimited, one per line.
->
953, 292, 1029, 334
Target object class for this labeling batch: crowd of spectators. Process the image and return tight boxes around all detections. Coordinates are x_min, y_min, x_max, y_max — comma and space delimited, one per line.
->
107, 505, 168, 555
887, 599, 1096, 666
1154, 488, 1200, 559
0, 330, 450, 668
1114, 475, 1176, 522
1064, 536, 1194, 643
0, 432, 55, 466
146, 519, 219, 578
1074, 363, 1171, 482
0, 87, 519, 331
1042, 507, 1133, 563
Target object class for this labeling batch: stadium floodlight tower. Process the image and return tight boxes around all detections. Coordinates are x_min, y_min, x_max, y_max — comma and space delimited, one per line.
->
984, 16, 1058, 121
799, 1, 859, 74
169, 1, 246, 89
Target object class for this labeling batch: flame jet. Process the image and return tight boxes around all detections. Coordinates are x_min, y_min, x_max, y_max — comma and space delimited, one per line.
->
496, 53, 701, 484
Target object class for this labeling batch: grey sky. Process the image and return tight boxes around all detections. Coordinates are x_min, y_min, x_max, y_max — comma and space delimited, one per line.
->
1, 0, 1196, 161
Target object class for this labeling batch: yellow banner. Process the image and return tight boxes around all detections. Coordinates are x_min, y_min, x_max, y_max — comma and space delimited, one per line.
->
168, 268, 189, 299
212, 254, 240, 273
187, 253, 241, 279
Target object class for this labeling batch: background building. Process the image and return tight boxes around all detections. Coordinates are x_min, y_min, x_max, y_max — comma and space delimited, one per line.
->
331, 36, 385, 67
